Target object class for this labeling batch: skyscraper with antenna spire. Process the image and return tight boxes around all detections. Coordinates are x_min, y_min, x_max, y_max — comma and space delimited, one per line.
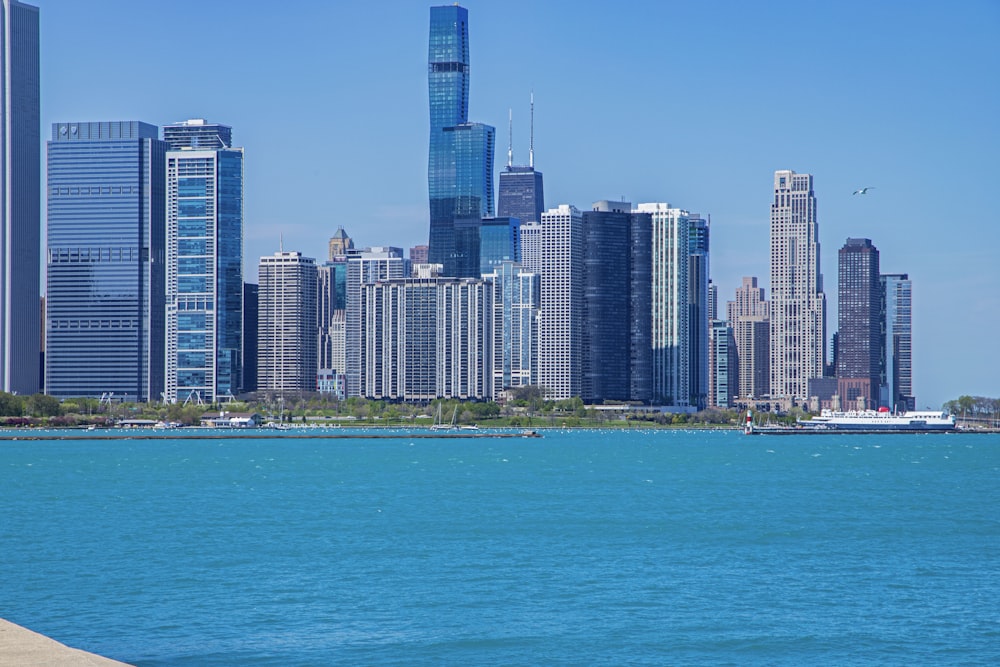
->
498, 93, 545, 225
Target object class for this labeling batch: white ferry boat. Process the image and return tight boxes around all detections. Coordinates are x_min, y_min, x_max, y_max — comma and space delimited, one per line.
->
799, 407, 956, 432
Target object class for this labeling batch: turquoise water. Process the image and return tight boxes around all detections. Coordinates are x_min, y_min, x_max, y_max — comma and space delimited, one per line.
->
1, 429, 998, 665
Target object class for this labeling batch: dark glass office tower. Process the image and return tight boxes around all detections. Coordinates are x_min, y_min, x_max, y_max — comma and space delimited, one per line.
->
46, 121, 166, 401
837, 237, 881, 409
498, 166, 544, 224
498, 97, 544, 224
427, 4, 495, 277
1, 0, 40, 394
581, 201, 652, 404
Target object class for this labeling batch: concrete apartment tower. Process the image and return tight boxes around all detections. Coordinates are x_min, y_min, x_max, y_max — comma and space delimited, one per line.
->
1, 0, 40, 394
769, 170, 825, 405
536, 205, 584, 400
258, 251, 318, 395
727, 277, 770, 401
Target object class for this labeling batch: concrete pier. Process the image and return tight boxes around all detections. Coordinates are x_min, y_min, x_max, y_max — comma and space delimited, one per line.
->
0, 619, 133, 666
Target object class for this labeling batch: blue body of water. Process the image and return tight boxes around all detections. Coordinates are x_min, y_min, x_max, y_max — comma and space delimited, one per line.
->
2, 429, 998, 665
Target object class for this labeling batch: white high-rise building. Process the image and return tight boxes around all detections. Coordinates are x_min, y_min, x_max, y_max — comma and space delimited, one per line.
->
345, 247, 405, 397
769, 170, 826, 403
1, 0, 40, 395
519, 222, 542, 273
635, 203, 690, 406
257, 251, 318, 394
360, 272, 492, 401
536, 205, 583, 400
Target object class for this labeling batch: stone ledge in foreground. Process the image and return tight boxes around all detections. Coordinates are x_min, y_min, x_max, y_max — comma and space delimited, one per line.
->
0, 619, 133, 666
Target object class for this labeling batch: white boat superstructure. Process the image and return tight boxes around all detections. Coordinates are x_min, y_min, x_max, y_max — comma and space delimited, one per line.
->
801, 408, 956, 431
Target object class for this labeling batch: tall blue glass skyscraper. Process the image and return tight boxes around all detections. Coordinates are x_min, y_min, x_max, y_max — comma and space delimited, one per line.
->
479, 216, 520, 276
1, 0, 40, 395
428, 4, 495, 278
688, 215, 710, 410
46, 121, 166, 401
164, 119, 243, 403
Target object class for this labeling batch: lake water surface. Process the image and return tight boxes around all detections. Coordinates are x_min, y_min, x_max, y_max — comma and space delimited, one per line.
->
2, 428, 998, 665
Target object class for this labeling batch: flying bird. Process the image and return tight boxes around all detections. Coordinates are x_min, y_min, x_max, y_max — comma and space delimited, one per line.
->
852, 187, 875, 195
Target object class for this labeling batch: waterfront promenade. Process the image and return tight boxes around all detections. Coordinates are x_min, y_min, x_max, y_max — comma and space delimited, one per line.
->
0, 619, 132, 666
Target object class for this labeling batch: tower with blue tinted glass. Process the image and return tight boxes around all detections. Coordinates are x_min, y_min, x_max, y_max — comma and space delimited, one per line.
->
164, 119, 243, 403
688, 215, 710, 410
46, 121, 167, 401
428, 4, 495, 278
1, 0, 40, 395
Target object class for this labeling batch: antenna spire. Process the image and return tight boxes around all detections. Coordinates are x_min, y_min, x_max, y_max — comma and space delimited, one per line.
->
507, 108, 513, 168
529, 91, 535, 169
279, 233, 283, 253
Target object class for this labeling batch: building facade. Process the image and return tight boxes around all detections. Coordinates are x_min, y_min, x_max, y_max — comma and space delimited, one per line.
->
360, 272, 492, 401
497, 96, 544, 225
881, 273, 913, 411
345, 247, 406, 397
243, 282, 258, 392
581, 201, 652, 403
479, 216, 520, 276
327, 225, 353, 261
164, 120, 243, 403
1, 0, 40, 394
769, 170, 825, 404
709, 319, 737, 408
635, 203, 690, 406
258, 251, 318, 394
46, 121, 166, 401
688, 214, 710, 410
727, 276, 770, 400
837, 237, 880, 410
427, 4, 495, 278
536, 205, 584, 400
317, 260, 348, 382
484, 261, 539, 397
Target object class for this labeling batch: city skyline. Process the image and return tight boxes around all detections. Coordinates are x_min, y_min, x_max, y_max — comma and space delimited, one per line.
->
29, 0, 1000, 408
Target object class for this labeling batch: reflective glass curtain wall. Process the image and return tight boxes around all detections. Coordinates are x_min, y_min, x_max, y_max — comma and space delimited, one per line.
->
1, 0, 40, 394
165, 146, 243, 403
46, 121, 165, 400
427, 5, 495, 278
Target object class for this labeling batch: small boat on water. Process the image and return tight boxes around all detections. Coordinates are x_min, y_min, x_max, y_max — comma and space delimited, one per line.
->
430, 405, 458, 431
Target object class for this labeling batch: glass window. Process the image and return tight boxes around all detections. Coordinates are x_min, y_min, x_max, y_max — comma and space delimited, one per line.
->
178, 219, 207, 237
178, 239, 207, 256
177, 370, 206, 387
177, 351, 207, 368
177, 312, 206, 330
178, 276, 207, 293
177, 178, 207, 197
178, 200, 207, 217
178, 257, 207, 274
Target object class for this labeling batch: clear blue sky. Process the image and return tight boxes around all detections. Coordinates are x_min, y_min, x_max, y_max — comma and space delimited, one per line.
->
37, 0, 999, 409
